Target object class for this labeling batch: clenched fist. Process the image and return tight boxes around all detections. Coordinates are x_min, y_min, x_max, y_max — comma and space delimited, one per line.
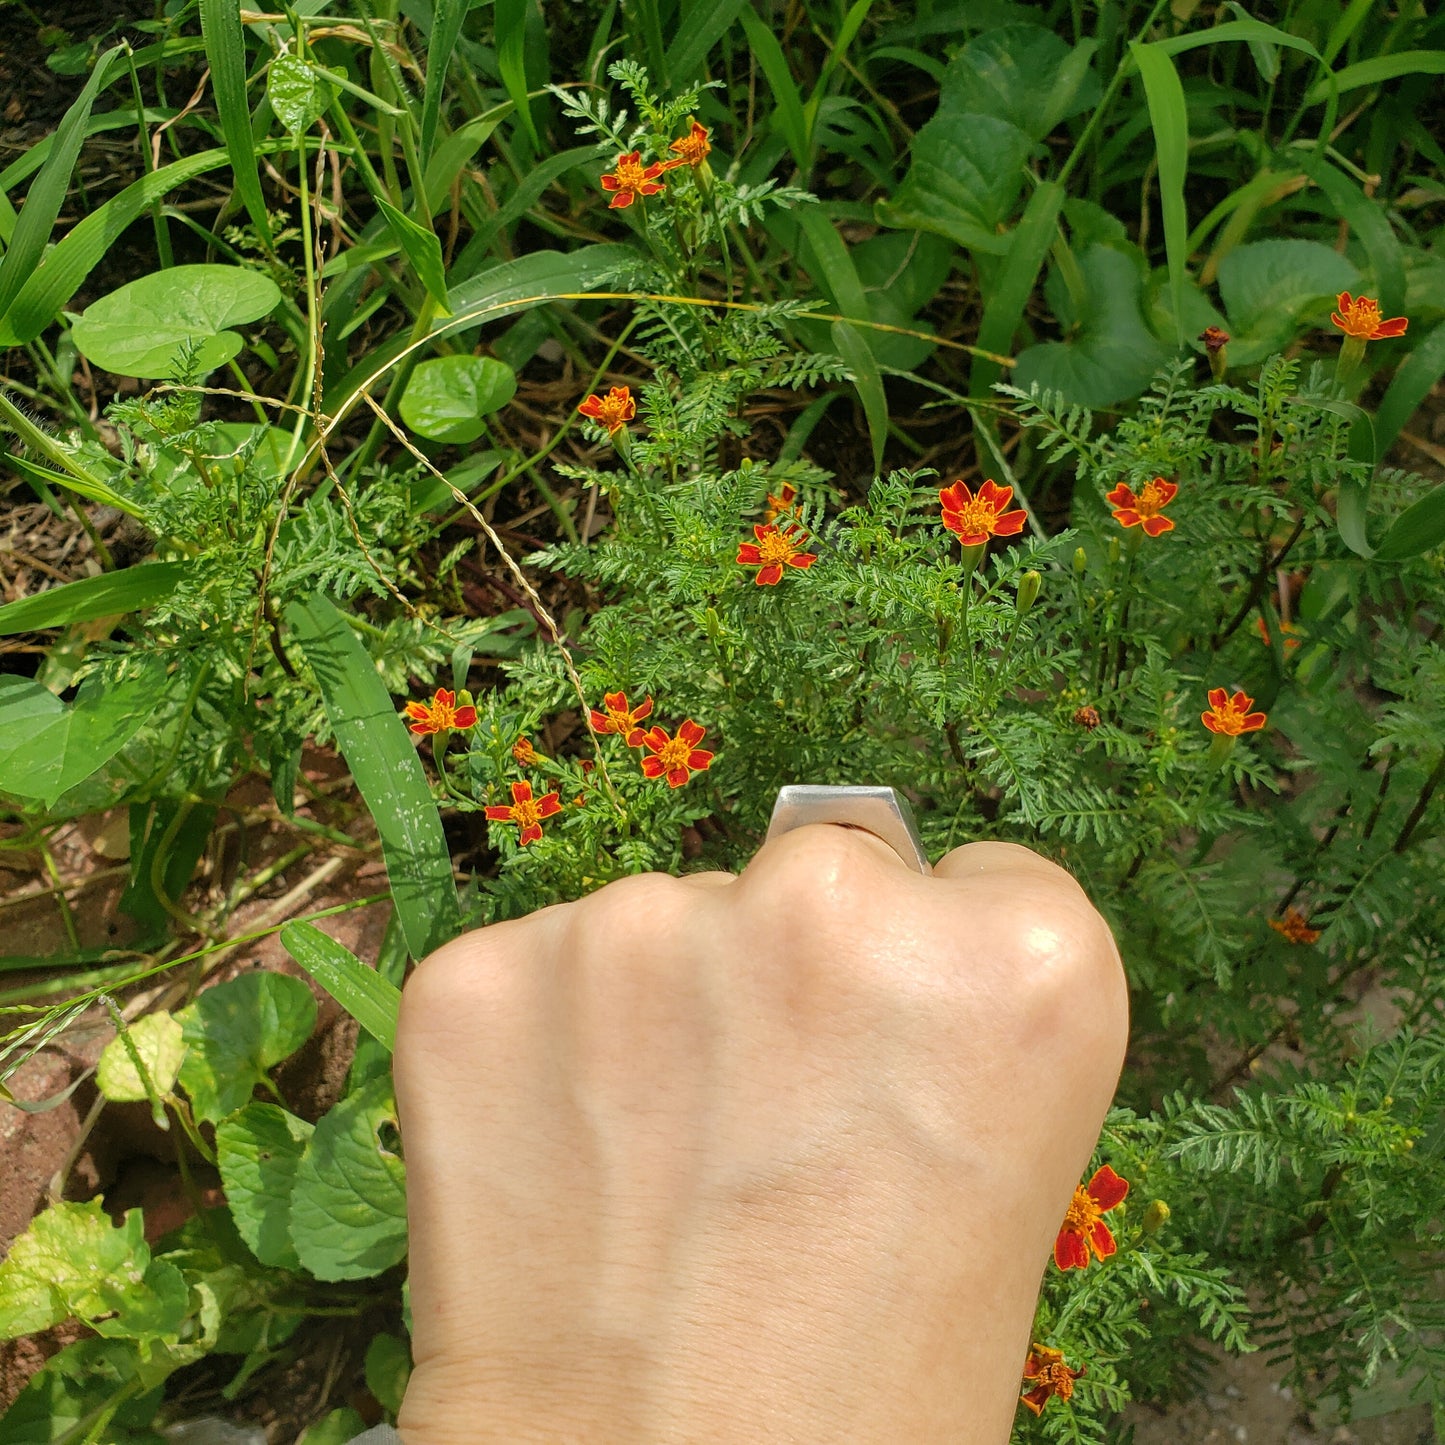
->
394, 828, 1128, 1444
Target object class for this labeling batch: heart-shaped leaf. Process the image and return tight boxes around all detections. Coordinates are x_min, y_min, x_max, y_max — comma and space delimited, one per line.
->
71, 265, 282, 379
1216, 239, 1359, 364
267, 53, 335, 135
97, 1011, 186, 1103
400, 354, 517, 443
216, 1102, 314, 1270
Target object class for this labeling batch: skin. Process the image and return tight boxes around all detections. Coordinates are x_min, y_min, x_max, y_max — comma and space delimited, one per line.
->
394, 828, 1129, 1444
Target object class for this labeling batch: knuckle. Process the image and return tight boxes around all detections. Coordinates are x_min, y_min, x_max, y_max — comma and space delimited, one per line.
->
748, 824, 889, 922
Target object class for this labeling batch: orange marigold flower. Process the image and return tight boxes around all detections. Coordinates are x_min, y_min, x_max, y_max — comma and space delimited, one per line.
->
1330, 291, 1408, 342
1106, 477, 1177, 536
1073, 705, 1101, 730
1202, 688, 1268, 736
600, 150, 668, 209
513, 735, 538, 766
1270, 908, 1321, 945
938, 479, 1027, 547
484, 779, 563, 846
403, 687, 477, 736
1020, 1344, 1086, 1416
578, 385, 636, 435
1055, 1164, 1129, 1271
764, 481, 801, 523
666, 120, 711, 170
588, 690, 654, 746
1255, 615, 1301, 652
640, 719, 714, 788
736, 522, 817, 586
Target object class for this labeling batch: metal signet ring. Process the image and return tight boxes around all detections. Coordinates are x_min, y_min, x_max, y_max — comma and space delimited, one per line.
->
765, 785, 932, 875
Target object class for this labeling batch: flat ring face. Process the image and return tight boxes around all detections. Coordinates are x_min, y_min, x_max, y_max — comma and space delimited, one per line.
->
764, 785, 932, 875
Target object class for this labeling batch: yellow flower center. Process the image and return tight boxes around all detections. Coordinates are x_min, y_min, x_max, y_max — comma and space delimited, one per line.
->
1340, 296, 1382, 337
1135, 481, 1169, 517
1210, 700, 1251, 736
1036, 1361, 1075, 1398
431, 698, 458, 728
596, 396, 630, 430
607, 707, 634, 732
511, 796, 542, 828
655, 735, 692, 770
614, 157, 650, 190
673, 132, 710, 166
758, 530, 797, 565
949, 498, 998, 537
1062, 1185, 1104, 1235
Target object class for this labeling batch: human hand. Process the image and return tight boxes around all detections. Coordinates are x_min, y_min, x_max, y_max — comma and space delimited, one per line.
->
394, 829, 1128, 1444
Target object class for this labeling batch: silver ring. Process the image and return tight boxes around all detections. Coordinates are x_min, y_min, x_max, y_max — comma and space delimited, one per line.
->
765, 786, 931, 875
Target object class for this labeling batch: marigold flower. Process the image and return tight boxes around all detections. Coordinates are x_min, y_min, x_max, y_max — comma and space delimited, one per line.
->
1199, 326, 1229, 353
513, 736, 538, 766
1106, 478, 1177, 536
1073, 705, 1101, 731
403, 687, 477, 736
938, 479, 1027, 547
764, 481, 801, 523
1330, 291, 1407, 342
1255, 615, 1301, 652
484, 779, 563, 846
578, 385, 636, 435
600, 150, 668, 208
640, 719, 714, 788
666, 120, 711, 170
1055, 1164, 1128, 1271
588, 690, 653, 746
1269, 908, 1321, 945
736, 522, 817, 586
1201, 688, 1268, 736
1020, 1344, 1085, 1415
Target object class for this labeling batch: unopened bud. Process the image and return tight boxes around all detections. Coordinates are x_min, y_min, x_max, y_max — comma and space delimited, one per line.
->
457, 689, 474, 709
1108, 536, 1121, 565
1015, 570, 1041, 616
1073, 705, 1101, 731
1199, 326, 1229, 382
1073, 546, 1088, 578
1142, 1199, 1171, 1234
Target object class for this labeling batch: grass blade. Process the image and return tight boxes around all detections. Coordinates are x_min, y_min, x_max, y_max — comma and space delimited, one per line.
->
831, 320, 887, 477
1130, 41, 1189, 347
665, 0, 746, 85
0, 563, 187, 635
280, 921, 401, 1052
1306, 49, 1445, 104
0, 45, 122, 325
1298, 152, 1405, 317
199, 0, 274, 248
496, 0, 539, 151
375, 197, 450, 310
1373, 319, 1445, 464
286, 592, 460, 959
739, 6, 809, 172
421, 0, 467, 163
0, 395, 144, 518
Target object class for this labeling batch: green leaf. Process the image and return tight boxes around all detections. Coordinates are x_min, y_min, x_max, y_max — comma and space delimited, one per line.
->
365, 1332, 412, 1416
1013, 245, 1171, 407
1298, 153, 1405, 317
281, 921, 401, 1053
465, 145, 604, 257
0, 662, 167, 809
439, 245, 636, 338
175, 971, 317, 1125
0, 562, 186, 636
200, 0, 274, 246
267, 52, 335, 134
421, 0, 467, 162
1374, 483, 1445, 562
286, 593, 461, 958
376, 197, 450, 311
215, 1102, 314, 1270
495, 0, 538, 149
0, 1337, 166, 1445
71, 265, 282, 380
0, 150, 231, 347
830, 320, 887, 477
1130, 41, 1190, 346
0, 46, 122, 327
0, 1202, 187, 1343
738, 5, 809, 169
399, 354, 516, 443
297, 1408, 368, 1445
1373, 318, 1445, 463
96, 1012, 185, 1103
666, 0, 747, 84
1216, 239, 1359, 365
938, 24, 1099, 140
290, 1076, 408, 1281
1305, 48, 1445, 104
0, 392, 143, 519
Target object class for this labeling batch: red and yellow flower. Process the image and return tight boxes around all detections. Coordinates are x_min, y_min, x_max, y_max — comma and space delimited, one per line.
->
578, 385, 636, 435
1055, 1164, 1129, 1271
1106, 478, 1177, 536
484, 779, 563, 846
588, 690, 653, 746
512, 735, 539, 766
1330, 292, 1407, 342
640, 719, 714, 787
1020, 1344, 1085, 1415
736, 522, 817, 586
938, 479, 1027, 547
1269, 908, 1321, 945
600, 151, 668, 209
666, 120, 712, 170
403, 687, 477, 736
764, 481, 801, 523
1201, 688, 1268, 736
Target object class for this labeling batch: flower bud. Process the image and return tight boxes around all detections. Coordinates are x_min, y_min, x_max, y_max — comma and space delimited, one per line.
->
1015, 570, 1041, 616
1073, 546, 1088, 578
1199, 326, 1229, 382
1142, 1199, 1171, 1234
457, 689, 475, 709
1108, 536, 1121, 566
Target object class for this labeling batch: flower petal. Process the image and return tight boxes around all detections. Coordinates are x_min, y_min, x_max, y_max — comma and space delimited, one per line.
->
1242, 711, 1268, 731
993, 509, 1028, 536
938, 481, 972, 511
678, 719, 705, 746
736, 544, 763, 565
1054, 1228, 1088, 1271
1088, 1165, 1129, 1210
434, 688, 456, 708
687, 749, 714, 771
633, 696, 653, 722
640, 756, 666, 778
484, 805, 514, 822
1112, 509, 1141, 527
1207, 688, 1230, 710
1140, 514, 1174, 536
600, 174, 621, 191
454, 706, 478, 728
1089, 1219, 1117, 1260
518, 823, 543, 846
1202, 712, 1223, 732
610, 190, 634, 209
535, 792, 564, 818
666, 766, 690, 787
978, 479, 1013, 512
787, 551, 816, 568
756, 564, 784, 585
1105, 482, 1136, 507
1020, 1386, 1050, 1415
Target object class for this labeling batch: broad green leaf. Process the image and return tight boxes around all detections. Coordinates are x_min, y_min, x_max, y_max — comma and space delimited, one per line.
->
153, 422, 296, 489
281, 921, 401, 1052
0, 150, 230, 347
175, 971, 317, 1124
439, 245, 636, 340
71, 265, 282, 380
297, 1409, 368, 1445
1216, 239, 1359, 365
0, 662, 167, 809
287, 593, 461, 958
267, 52, 335, 134
96, 1012, 186, 1103
0, 1202, 187, 1343
938, 25, 1099, 140
365, 1332, 412, 1415
0, 46, 122, 326
376, 197, 450, 311
290, 1076, 408, 1281
1013, 245, 1171, 407
423, 107, 510, 215
1374, 483, 1445, 562
347, 910, 410, 1093
215, 1102, 314, 1270
1373, 319, 1445, 463
400, 354, 516, 443
1298, 153, 1405, 317
0, 1337, 166, 1445
0, 562, 186, 636
200, 0, 273, 246
1130, 42, 1190, 346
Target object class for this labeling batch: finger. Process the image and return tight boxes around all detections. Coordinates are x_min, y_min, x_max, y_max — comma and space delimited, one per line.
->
933, 839, 1084, 892
743, 820, 923, 885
